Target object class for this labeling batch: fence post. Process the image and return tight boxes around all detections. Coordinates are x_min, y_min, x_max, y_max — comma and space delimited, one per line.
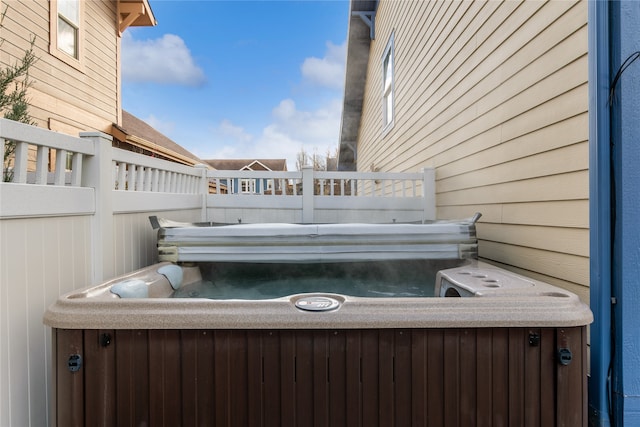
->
80, 131, 115, 284
194, 164, 209, 222
302, 165, 314, 223
422, 167, 436, 222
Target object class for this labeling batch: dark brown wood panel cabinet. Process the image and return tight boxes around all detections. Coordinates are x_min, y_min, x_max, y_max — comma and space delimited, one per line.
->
52, 326, 587, 426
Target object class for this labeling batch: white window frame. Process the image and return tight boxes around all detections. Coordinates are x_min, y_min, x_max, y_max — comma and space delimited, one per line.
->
241, 178, 256, 194
382, 32, 395, 132
50, 0, 84, 70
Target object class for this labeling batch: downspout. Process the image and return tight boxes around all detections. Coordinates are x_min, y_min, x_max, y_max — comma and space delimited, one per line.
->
588, 1, 612, 426
609, 1, 640, 424
591, 1, 640, 425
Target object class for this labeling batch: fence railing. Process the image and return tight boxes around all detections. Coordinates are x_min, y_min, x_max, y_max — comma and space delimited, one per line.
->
1, 118, 435, 224
112, 148, 205, 193
206, 168, 434, 224
2, 118, 205, 192
209, 169, 425, 196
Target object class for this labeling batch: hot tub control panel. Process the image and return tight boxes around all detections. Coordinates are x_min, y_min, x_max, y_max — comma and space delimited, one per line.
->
294, 296, 341, 311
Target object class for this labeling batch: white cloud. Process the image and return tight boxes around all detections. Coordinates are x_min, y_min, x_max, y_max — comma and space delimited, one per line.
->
197, 98, 342, 171
301, 41, 346, 89
142, 114, 175, 136
217, 119, 254, 144
269, 98, 342, 145
122, 32, 206, 86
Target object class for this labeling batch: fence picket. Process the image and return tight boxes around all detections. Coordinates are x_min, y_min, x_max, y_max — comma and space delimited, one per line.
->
35, 145, 49, 184
71, 153, 83, 186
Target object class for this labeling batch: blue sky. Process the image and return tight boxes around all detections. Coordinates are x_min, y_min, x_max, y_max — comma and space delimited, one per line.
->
122, 0, 350, 170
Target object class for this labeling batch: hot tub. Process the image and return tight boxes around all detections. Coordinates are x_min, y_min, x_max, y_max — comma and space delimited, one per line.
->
44, 220, 592, 426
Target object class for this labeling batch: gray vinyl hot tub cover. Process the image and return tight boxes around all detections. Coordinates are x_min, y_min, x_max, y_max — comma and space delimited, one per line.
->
154, 220, 478, 263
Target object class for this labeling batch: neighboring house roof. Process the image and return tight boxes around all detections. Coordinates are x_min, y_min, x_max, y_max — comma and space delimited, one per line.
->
338, 0, 379, 171
111, 110, 206, 166
205, 159, 288, 172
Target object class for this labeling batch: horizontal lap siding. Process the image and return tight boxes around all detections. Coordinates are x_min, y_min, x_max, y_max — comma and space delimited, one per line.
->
358, 0, 588, 299
53, 327, 588, 426
1, 1, 119, 133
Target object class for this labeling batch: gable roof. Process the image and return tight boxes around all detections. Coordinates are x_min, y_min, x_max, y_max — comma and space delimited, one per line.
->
111, 110, 205, 166
204, 159, 288, 172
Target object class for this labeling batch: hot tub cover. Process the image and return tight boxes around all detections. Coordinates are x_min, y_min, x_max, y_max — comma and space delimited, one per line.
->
153, 218, 478, 263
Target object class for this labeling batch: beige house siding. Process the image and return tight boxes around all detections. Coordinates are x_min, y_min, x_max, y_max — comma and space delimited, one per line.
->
1, 1, 119, 133
355, 0, 589, 301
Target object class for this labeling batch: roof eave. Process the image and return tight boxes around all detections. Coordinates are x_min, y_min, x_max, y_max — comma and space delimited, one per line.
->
119, 0, 157, 34
110, 123, 205, 167
338, 0, 377, 171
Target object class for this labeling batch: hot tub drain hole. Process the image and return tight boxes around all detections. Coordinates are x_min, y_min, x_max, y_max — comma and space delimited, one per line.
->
482, 279, 500, 288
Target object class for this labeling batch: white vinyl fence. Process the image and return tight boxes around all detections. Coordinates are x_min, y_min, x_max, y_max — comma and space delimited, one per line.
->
207, 168, 434, 224
0, 118, 434, 426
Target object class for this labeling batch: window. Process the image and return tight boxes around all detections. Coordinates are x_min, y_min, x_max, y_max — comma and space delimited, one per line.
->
50, 0, 83, 68
57, 0, 79, 58
382, 33, 394, 130
241, 179, 256, 194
